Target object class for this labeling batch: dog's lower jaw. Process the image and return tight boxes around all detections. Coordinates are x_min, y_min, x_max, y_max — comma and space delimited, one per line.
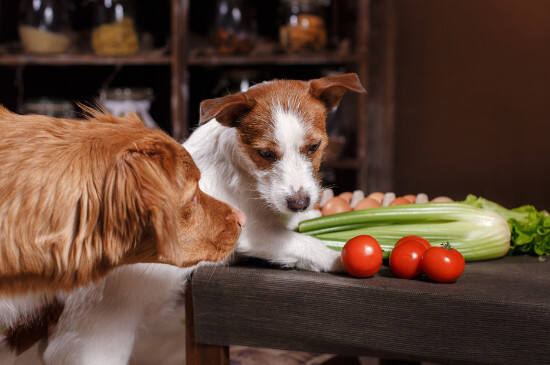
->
284, 209, 322, 231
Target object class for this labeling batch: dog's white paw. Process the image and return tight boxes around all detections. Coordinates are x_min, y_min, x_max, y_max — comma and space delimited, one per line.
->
286, 209, 322, 230
328, 253, 345, 272
294, 235, 345, 273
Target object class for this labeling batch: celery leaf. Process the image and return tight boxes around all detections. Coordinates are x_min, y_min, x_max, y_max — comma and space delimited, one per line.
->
464, 195, 550, 256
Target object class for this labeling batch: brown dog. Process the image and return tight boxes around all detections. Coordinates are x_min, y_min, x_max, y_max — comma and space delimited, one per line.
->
0, 106, 243, 309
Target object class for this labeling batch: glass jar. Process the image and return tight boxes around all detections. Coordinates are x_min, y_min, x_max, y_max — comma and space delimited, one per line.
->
18, 0, 71, 54
212, 0, 257, 54
99, 88, 157, 128
279, 0, 329, 53
92, 0, 139, 56
22, 98, 75, 118
210, 69, 262, 97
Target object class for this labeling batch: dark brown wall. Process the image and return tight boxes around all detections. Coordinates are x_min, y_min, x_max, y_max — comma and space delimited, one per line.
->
393, 0, 550, 210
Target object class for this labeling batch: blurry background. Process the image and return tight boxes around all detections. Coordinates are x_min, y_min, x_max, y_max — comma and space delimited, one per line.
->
0, 0, 548, 210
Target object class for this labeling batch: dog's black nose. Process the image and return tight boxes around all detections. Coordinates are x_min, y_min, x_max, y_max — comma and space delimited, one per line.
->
286, 190, 310, 212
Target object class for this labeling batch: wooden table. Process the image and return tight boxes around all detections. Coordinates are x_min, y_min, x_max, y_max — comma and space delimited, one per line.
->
185, 256, 550, 365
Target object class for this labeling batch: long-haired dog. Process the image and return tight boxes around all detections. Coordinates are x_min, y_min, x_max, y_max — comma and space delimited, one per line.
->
0, 107, 243, 360
5, 74, 365, 365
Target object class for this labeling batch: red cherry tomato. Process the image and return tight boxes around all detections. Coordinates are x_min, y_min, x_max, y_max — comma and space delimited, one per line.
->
341, 235, 383, 278
395, 235, 431, 250
421, 244, 465, 283
389, 240, 427, 279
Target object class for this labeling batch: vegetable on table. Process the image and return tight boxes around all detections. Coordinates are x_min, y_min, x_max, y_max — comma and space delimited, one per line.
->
464, 195, 550, 256
341, 235, 383, 278
389, 239, 428, 279
421, 243, 465, 283
298, 202, 511, 261
396, 235, 431, 250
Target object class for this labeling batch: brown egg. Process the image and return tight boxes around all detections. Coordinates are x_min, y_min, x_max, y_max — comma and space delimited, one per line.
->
390, 197, 412, 206
403, 194, 416, 203
431, 196, 454, 203
338, 192, 353, 203
353, 197, 381, 210
367, 192, 384, 204
321, 196, 351, 216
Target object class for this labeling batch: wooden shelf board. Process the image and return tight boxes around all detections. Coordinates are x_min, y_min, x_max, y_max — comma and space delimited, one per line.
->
0, 52, 172, 66
188, 53, 361, 66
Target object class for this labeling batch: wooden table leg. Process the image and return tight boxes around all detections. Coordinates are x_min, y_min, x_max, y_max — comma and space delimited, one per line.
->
185, 282, 229, 365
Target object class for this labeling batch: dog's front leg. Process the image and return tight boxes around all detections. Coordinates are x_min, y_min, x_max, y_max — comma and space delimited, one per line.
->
42, 290, 141, 365
42, 264, 184, 365
238, 228, 344, 272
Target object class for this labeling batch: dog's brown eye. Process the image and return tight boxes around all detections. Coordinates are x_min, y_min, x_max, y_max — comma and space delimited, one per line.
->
257, 149, 277, 161
307, 143, 320, 155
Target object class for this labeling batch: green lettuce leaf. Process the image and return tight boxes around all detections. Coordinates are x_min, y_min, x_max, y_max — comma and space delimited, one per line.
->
464, 195, 550, 256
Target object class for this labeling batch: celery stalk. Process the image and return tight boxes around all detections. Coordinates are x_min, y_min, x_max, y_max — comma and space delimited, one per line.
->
464, 195, 550, 256
298, 203, 511, 261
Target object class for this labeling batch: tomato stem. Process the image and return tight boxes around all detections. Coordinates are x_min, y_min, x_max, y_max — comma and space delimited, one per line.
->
442, 242, 453, 251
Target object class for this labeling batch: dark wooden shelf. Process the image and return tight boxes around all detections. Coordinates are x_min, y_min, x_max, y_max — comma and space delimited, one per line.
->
0, 51, 172, 66
188, 52, 361, 66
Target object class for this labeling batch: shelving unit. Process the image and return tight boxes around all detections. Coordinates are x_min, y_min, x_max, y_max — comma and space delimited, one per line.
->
0, 0, 395, 193
187, 52, 361, 66
0, 52, 171, 66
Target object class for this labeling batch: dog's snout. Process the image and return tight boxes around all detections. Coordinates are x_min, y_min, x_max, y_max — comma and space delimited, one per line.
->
231, 207, 247, 227
286, 189, 311, 212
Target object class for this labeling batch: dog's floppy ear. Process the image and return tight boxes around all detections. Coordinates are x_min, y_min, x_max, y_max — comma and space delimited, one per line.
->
103, 136, 181, 264
199, 93, 256, 126
309, 73, 366, 110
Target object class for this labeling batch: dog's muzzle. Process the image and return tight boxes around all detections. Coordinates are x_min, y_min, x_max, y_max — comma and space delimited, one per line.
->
286, 188, 310, 212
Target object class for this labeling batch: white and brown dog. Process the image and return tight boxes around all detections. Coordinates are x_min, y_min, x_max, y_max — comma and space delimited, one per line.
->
6, 74, 365, 365
187, 73, 366, 271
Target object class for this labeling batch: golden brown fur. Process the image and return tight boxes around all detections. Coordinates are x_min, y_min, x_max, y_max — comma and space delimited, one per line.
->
0, 106, 241, 296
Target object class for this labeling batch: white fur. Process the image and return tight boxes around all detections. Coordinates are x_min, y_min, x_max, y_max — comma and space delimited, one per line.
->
0, 292, 58, 330
265, 105, 319, 213
41, 264, 198, 365
0, 294, 54, 365
15, 101, 342, 364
